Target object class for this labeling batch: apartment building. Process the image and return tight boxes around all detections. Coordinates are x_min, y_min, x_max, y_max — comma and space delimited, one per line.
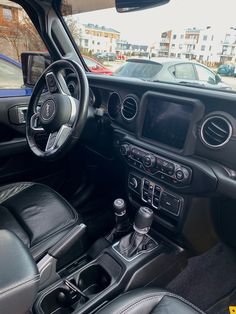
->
116, 40, 149, 56
77, 23, 120, 54
157, 27, 236, 65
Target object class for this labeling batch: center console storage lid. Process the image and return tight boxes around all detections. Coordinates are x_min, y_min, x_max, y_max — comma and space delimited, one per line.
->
0, 230, 39, 314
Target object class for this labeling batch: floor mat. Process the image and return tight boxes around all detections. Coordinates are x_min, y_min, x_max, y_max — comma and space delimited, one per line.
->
207, 288, 236, 314
167, 243, 236, 311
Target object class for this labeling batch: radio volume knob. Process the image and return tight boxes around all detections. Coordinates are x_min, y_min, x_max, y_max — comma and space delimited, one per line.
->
143, 154, 156, 168
120, 144, 130, 156
175, 168, 190, 181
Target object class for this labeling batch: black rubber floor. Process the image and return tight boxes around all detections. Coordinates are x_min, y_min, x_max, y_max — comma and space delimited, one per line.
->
167, 243, 236, 311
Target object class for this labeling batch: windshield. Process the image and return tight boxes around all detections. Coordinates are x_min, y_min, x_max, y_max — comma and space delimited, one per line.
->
61, 0, 236, 92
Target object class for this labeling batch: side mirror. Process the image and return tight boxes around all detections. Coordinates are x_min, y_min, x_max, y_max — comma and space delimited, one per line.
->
21, 52, 51, 87
115, 0, 170, 13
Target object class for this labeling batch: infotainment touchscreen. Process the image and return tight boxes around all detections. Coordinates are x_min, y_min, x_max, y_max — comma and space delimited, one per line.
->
142, 99, 193, 149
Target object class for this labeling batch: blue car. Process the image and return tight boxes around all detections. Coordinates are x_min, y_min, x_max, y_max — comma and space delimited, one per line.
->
0, 54, 32, 97
217, 64, 235, 77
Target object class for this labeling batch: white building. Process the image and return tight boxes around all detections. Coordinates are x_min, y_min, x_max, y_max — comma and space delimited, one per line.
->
157, 27, 236, 65
77, 23, 120, 54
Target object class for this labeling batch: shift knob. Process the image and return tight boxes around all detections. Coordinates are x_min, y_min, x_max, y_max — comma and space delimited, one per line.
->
113, 198, 126, 216
134, 207, 153, 234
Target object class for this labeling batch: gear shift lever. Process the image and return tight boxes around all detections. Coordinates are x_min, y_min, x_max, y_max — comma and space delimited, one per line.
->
106, 199, 130, 243
133, 206, 153, 234
116, 206, 157, 259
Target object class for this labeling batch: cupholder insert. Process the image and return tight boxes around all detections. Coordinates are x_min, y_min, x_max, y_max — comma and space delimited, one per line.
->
77, 264, 111, 295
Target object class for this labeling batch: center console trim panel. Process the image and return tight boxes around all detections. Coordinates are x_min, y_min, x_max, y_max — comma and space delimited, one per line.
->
112, 235, 159, 262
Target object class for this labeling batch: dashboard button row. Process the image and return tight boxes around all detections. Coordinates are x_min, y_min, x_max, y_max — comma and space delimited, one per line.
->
128, 173, 183, 216
121, 143, 192, 187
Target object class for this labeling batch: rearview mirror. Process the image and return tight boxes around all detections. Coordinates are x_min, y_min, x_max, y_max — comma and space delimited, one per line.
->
115, 0, 170, 13
21, 52, 51, 87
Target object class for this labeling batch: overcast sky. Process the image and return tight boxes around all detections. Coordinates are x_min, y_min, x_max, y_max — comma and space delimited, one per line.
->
76, 0, 236, 45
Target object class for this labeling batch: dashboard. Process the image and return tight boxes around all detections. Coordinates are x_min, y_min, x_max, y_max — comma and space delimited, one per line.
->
68, 73, 236, 234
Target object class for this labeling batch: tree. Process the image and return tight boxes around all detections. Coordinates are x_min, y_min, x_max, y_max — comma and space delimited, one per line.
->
2, 14, 46, 61
64, 15, 80, 42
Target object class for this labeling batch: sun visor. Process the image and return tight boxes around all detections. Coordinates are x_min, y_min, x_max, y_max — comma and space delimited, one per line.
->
61, 0, 115, 15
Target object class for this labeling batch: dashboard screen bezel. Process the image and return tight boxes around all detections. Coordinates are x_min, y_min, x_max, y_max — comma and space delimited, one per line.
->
137, 92, 205, 154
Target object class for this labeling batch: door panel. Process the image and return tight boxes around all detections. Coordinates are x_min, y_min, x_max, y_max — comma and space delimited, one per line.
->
0, 96, 67, 188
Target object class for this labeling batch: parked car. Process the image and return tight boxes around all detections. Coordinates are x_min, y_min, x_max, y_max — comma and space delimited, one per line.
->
0, 54, 31, 97
116, 55, 127, 61
114, 58, 231, 90
217, 64, 235, 77
96, 52, 117, 61
83, 56, 113, 75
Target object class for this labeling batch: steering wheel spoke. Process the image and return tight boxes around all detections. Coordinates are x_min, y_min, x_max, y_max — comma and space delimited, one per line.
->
45, 125, 72, 152
30, 113, 44, 133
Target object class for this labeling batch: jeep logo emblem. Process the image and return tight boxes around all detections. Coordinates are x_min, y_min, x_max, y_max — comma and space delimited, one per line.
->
41, 99, 56, 121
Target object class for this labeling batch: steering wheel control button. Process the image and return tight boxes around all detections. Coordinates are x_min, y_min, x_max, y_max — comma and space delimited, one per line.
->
41, 99, 56, 122
46, 73, 58, 93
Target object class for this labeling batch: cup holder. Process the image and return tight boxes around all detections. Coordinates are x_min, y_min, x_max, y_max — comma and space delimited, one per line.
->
77, 264, 111, 295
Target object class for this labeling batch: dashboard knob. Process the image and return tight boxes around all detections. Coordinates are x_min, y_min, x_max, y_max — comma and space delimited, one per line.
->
120, 144, 130, 156
175, 168, 190, 181
143, 154, 156, 168
130, 177, 138, 189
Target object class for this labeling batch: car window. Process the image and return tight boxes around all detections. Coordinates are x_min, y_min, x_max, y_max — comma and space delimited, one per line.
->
0, 58, 23, 89
62, 0, 236, 92
174, 64, 196, 80
114, 61, 162, 79
195, 64, 216, 84
0, 0, 45, 96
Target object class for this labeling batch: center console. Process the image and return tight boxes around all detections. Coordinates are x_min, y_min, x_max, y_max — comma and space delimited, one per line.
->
33, 203, 187, 314
118, 142, 191, 233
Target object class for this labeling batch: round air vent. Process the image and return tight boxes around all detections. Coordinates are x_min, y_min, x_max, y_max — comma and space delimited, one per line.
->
107, 92, 121, 119
200, 116, 232, 148
121, 96, 138, 121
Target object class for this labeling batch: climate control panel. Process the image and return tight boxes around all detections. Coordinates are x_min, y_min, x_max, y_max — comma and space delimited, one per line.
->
120, 143, 192, 187
128, 173, 184, 216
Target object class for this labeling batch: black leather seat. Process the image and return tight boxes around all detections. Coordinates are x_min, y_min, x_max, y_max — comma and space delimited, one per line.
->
97, 288, 205, 314
0, 182, 83, 261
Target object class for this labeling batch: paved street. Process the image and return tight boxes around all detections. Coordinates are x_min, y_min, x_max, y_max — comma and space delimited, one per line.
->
222, 76, 236, 91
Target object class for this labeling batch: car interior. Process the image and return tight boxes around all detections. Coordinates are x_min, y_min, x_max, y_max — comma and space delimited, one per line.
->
0, 0, 236, 314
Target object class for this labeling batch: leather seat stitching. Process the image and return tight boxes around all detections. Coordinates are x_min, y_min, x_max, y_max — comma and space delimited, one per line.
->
0, 274, 40, 295
0, 182, 79, 251
118, 294, 164, 314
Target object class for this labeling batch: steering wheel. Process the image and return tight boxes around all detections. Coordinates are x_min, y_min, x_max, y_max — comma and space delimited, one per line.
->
26, 59, 89, 159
